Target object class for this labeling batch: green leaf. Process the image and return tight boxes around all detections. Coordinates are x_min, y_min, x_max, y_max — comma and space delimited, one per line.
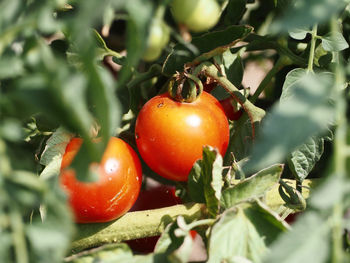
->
208, 201, 288, 263
221, 164, 283, 209
0, 56, 25, 79
115, 0, 153, 89
246, 70, 335, 173
188, 160, 206, 203
224, 117, 262, 164
163, 25, 253, 76
223, 50, 244, 88
223, 0, 247, 25
30, 191, 74, 263
321, 32, 349, 52
271, 0, 347, 32
288, 27, 309, 40
68, 243, 134, 263
86, 65, 121, 142
40, 127, 74, 180
263, 211, 330, 263
148, 217, 194, 263
314, 43, 332, 67
188, 146, 223, 217
0, 118, 24, 142
287, 135, 325, 182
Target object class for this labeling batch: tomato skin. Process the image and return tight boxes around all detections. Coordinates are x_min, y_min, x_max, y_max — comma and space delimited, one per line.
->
219, 97, 243, 121
60, 137, 142, 223
285, 212, 300, 224
203, 81, 217, 93
135, 91, 230, 181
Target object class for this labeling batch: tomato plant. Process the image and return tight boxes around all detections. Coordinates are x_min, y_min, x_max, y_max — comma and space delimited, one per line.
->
60, 137, 142, 223
2, 0, 350, 262
135, 91, 230, 181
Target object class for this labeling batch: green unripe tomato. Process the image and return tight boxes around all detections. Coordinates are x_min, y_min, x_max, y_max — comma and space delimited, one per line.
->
142, 19, 170, 62
171, 0, 221, 32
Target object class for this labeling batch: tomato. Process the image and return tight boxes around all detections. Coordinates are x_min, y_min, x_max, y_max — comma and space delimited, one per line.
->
203, 81, 217, 93
219, 97, 243, 121
285, 212, 300, 224
126, 184, 196, 253
143, 18, 170, 62
135, 91, 230, 181
171, 0, 221, 32
60, 137, 142, 223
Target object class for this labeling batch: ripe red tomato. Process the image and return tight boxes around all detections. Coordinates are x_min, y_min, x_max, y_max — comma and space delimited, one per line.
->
60, 137, 142, 223
285, 212, 300, 224
126, 184, 196, 253
219, 97, 243, 121
135, 91, 230, 181
203, 81, 217, 93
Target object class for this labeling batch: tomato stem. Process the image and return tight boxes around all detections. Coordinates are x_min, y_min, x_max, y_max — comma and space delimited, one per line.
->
195, 62, 265, 138
307, 24, 318, 73
70, 179, 315, 253
330, 16, 347, 263
168, 72, 203, 102
126, 64, 162, 90
70, 203, 205, 253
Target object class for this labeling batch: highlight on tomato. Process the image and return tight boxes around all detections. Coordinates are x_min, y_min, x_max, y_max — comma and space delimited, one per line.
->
135, 90, 230, 181
60, 137, 142, 223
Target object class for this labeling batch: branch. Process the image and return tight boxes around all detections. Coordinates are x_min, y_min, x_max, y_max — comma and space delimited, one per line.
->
71, 203, 205, 253
70, 179, 317, 253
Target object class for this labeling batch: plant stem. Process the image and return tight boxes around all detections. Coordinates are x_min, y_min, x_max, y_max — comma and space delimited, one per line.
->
330, 16, 346, 263
195, 62, 265, 141
187, 218, 216, 229
70, 179, 315, 253
307, 24, 318, 73
126, 64, 162, 90
195, 62, 265, 124
250, 57, 289, 103
71, 203, 205, 253
10, 207, 29, 263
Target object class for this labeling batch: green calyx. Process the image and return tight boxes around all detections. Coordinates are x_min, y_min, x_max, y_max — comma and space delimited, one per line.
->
168, 72, 203, 103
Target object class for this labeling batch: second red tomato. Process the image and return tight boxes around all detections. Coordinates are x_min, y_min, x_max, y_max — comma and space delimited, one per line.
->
135, 91, 230, 181
60, 137, 142, 223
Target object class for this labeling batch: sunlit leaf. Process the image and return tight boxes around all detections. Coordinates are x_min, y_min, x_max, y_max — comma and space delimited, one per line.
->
188, 146, 223, 217
321, 32, 349, 52
208, 201, 287, 263
163, 25, 253, 76
246, 70, 335, 173
221, 164, 283, 209
287, 135, 325, 182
